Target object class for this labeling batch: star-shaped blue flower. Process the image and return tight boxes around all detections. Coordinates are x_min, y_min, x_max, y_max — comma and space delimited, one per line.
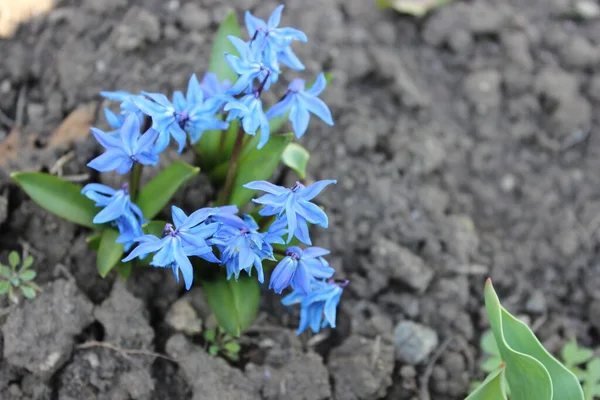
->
270, 246, 334, 294
122, 206, 221, 290
81, 183, 145, 250
282, 279, 347, 334
266, 73, 333, 138
200, 72, 232, 100
243, 180, 336, 244
245, 5, 307, 71
225, 36, 278, 95
224, 93, 270, 149
211, 215, 274, 283
172, 74, 229, 144
87, 113, 159, 174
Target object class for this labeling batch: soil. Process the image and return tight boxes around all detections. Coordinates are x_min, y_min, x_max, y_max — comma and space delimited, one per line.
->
1, 0, 599, 399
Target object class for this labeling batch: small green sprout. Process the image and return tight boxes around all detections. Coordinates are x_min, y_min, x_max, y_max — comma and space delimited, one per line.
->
562, 338, 600, 400
0, 250, 39, 304
203, 327, 242, 362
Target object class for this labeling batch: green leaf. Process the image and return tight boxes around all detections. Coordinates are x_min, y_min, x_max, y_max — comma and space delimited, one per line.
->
143, 220, 167, 237
116, 262, 132, 280
21, 285, 36, 299
137, 161, 200, 220
204, 329, 217, 342
224, 342, 241, 354
482, 357, 504, 373
268, 73, 333, 134
86, 233, 101, 251
11, 172, 98, 228
281, 143, 310, 179
466, 364, 508, 400
484, 279, 584, 400
21, 255, 34, 270
195, 119, 240, 173
8, 251, 19, 269
563, 338, 594, 367
0, 265, 11, 278
19, 270, 36, 282
208, 344, 220, 355
202, 274, 260, 337
376, 0, 453, 17
0, 280, 10, 294
96, 229, 124, 278
225, 133, 293, 207
208, 10, 241, 83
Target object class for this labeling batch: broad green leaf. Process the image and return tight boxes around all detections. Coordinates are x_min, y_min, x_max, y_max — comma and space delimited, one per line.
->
116, 262, 132, 280
584, 358, 600, 400
281, 143, 310, 179
0, 265, 11, 278
376, 0, 453, 17
96, 229, 124, 278
223, 133, 293, 207
19, 270, 36, 282
21, 255, 34, 270
204, 329, 216, 342
21, 286, 36, 299
11, 172, 98, 228
466, 364, 508, 400
268, 73, 333, 134
562, 338, 594, 367
86, 233, 101, 251
482, 357, 504, 373
202, 274, 260, 337
224, 342, 241, 354
195, 120, 240, 172
0, 280, 10, 294
8, 251, 19, 269
137, 161, 200, 220
485, 279, 584, 400
208, 10, 241, 83
209, 344, 220, 355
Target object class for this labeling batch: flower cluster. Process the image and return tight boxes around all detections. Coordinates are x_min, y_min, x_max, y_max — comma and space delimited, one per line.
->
83, 5, 345, 334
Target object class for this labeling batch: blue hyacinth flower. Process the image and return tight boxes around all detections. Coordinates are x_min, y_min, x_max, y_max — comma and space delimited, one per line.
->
133, 92, 188, 154
225, 36, 278, 95
211, 215, 275, 283
87, 113, 159, 174
81, 183, 145, 250
245, 5, 307, 72
122, 206, 221, 290
100, 90, 144, 115
270, 246, 334, 294
266, 73, 333, 139
243, 180, 336, 244
171, 74, 229, 144
224, 93, 270, 149
282, 279, 347, 334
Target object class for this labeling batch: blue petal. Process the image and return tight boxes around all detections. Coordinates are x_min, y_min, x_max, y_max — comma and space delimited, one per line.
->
257, 113, 270, 149
303, 258, 335, 279
266, 94, 293, 119
134, 128, 159, 155
91, 127, 121, 149
243, 181, 288, 195
292, 261, 311, 294
288, 103, 309, 138
294, 216, 312, 245
300, 94, 334, 126
269, 257, 296, 294
245, 11, 266, 38
104, 108, 123, 129
173, 244, 194, 290
82, 183, 116, 196
152, 237, 176, 267
87, 151, 127, 173
296, 201, 328, 228
120, 113, 140, 155
268, 5, 284, 28
298, 180, 336, 201
302, 247, 330, 259
276, 27, 308, 43
307, 73, 327, 97
115, 158, 134, 174
170, 123, 187, 153
277, 47, 305, 71
122, 235, 162, 262
171, 206, 188, 229
186, 74, 203, 104
181, 207, 215, 229
153, 130, 171, 154
93, 194, 128, 224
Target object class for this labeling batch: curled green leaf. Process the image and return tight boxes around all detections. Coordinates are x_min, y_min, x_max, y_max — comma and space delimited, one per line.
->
281, 142, 310, 179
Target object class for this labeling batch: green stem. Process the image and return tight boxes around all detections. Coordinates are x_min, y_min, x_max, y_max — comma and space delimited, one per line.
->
129, 163, 143, 202
218, 127, 245, 206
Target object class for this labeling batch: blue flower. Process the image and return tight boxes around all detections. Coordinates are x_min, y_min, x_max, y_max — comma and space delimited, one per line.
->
211, 215, 274, 283
81, 183, 145, 251
266, 73, 333, 138
200, 72, 232, 100
225, 36, 278, 95
224, 93, 270, 149
133, 92, 188, 154
172, 74, 229, 144
122, 206, 221, 290
282, 279, 347, 334
100, 90, 143, 115
245, 5, 307, 71
270, 246, 334, 294
88, 113, 159, 174
243, 180, 336, 244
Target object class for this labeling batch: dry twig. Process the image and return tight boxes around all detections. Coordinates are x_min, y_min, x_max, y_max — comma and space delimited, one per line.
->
420, 336, 454, 400
76, 341, 176, 363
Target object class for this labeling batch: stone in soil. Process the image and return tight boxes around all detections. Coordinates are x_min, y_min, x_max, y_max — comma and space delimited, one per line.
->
393, 321, 439, 365
2, 279, 94, 380
328, 335, 395, 400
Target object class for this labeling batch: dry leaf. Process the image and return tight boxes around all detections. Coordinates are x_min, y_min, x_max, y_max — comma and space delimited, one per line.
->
0, 0, 55, 38
48, 103, 96, 148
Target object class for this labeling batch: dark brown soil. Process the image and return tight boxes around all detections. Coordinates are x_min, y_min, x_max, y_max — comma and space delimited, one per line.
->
1, 0, 600, 399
